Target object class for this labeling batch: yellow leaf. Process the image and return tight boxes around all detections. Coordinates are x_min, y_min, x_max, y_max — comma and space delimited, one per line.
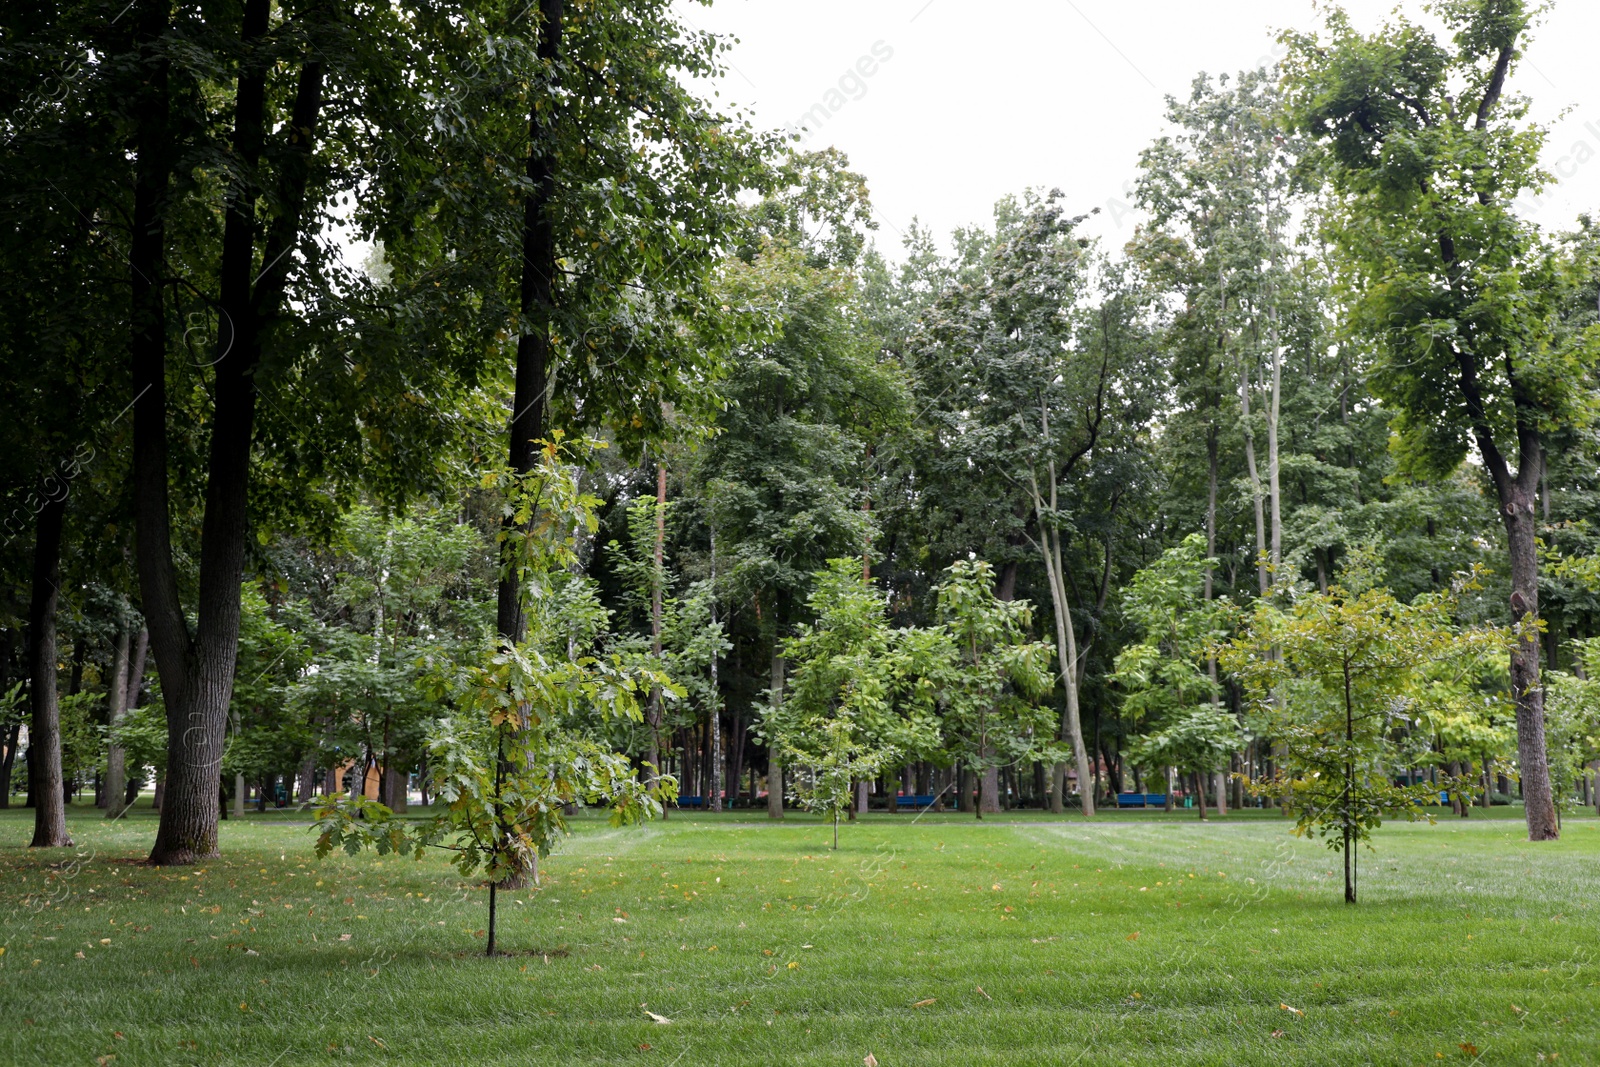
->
1280, 1003, 1303, 1016
912, 998, 936, 1008
1126, 932, 1140, 941
645, 1011, 672, 1024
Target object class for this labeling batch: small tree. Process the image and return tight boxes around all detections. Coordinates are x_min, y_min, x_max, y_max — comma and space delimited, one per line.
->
1112, 534, 1241, 818
1541, 637, 1600, 821
1222, 576, 1502, 902
314, 443, 674, 954
934, 560, 1058, 818
765, 560, 936, 848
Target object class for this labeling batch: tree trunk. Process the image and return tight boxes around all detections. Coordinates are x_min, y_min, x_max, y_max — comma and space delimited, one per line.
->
646, 463, 667, 780
104, 626, 132, 819
125, 627, 148, 712
766, 650, 784, 819
1502, 498, 1559, 839
383, 764, 408, 813
496, 0, 565, 648
980, 760, 999, 815
136, 0, 325, 865
28, 492, 72, 848
1032, 490, 1093, 817
1239, 357, 1269, 595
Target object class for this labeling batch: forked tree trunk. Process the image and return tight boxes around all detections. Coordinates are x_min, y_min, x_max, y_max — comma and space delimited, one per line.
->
28, 492, 72, 848
135, 0, 326, 865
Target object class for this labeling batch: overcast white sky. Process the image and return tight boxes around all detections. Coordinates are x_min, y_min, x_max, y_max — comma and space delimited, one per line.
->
675, 0, 1600, 257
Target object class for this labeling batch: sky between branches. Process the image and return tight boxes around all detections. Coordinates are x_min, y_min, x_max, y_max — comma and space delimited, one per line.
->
674, 0, 1600, 257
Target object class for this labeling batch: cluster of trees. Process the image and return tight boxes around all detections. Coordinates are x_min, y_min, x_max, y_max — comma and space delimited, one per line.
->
5, 0, 1600, 912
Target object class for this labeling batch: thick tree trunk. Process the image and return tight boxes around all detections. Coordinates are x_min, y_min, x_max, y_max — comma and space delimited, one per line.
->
135, 0, 325, 865
979, 760, 999, 815
383, 765, 408, 813
28, 493, 72, 848
1503, 501, 1558, 838
103, 626, 132, 819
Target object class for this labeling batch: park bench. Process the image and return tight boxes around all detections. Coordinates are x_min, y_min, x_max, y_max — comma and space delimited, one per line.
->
895, 794, 941, 810
1115, 793, 1168, 808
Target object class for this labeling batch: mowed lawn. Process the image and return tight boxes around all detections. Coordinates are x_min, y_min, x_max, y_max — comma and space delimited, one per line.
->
1, 804, 1596, 1066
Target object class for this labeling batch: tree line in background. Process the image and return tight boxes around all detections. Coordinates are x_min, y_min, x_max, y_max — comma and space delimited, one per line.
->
3, 0, 1600, 897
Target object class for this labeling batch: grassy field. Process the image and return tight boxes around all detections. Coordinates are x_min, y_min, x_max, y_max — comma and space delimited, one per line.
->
1, 802, 1596, 1066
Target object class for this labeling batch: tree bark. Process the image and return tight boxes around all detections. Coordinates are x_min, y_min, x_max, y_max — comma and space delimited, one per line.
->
709, 528, 722, 813
1502, 495, 1559, 839
103, 626, 132, 819
135, 0, 326, 864
496, 0, 565, 647
766, 649, 785, 819
1239, 354, 1269, 595
647, 463, 667, 779
28, 492, 72, 848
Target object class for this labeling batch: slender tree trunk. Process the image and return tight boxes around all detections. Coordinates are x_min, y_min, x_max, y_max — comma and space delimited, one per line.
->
647, 463, 667, 783
1031, 471, 1093, 816
766, 650, 784, 819
103, 626, 132, 819
1239, 359, 1268, 594
28, 492, 72, 848
709, 529, 722, 813
496, 0, 565, 647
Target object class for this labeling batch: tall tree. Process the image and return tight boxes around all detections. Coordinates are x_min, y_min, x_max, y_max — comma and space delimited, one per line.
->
1284, 0, 1600, 840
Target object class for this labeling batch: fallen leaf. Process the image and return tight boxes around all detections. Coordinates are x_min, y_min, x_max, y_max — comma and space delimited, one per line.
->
638, 1043, 652, 1052
1460, 1044, 1479, 1057
864, 1056, 878, 1067
368, 1037, 387, 1050
787, 961, 798, 970
913, 998, 936, 1008
975, 986, 992, 1001
1126, 932, 1140, 942
645, 1011, 672, 1025
338, 934, 352, 942
74, 951, 85, 959
1270, 1029, 1285, 1038
1280, 1003, 1304, 1016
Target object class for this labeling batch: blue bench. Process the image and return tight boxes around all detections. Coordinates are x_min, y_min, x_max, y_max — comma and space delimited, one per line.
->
895, 795, 941, 809
675, 796, 705, 809
1116, 793, 1168, 808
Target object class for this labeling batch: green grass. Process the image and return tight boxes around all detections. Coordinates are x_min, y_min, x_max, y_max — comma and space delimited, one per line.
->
2, 802, 1597, 1066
